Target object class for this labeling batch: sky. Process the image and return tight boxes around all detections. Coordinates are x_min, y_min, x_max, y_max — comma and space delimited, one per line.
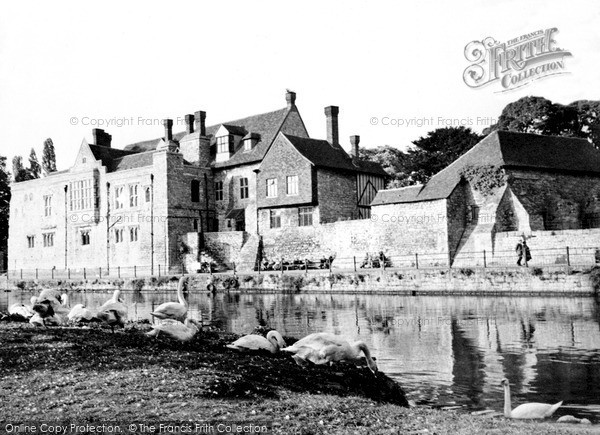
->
0, 0, 598, 171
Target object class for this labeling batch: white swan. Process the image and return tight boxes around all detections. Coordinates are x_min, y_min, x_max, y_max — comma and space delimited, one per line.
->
226, 331, 287, 353
501, 378, 562, 419
68, 304, 95, 323
151, 276, 188, 321
146, 318, 200, 342
282, 332, 378, 373
8, 296, 37, 320
29, 313, 45, 327
96, 290, 128, 332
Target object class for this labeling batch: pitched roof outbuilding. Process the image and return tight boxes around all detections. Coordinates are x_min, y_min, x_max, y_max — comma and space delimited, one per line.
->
372, 131, 600, 205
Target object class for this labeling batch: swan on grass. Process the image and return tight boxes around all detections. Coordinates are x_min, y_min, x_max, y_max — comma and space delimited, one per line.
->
68, 304, 95, 323
146, 318, 200, 342
151, 276, 188, 321
96, 290, 128, 332
501, 378, 562, 419
226, 331, 286, 353
281, 332, 378, 373
8, 296, 37, 321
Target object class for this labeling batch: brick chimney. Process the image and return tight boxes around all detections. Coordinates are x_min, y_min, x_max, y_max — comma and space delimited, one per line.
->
286, 90, 296, 109
350, 135, 360, 160
194, 110, 206, 136
163, 119, 173, 141
184, 114, 194, 134
92, 128, 112, 147
325, 106, 339, 146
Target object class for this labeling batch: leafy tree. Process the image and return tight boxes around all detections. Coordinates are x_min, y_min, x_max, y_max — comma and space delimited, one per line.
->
359, 145, 410, 187
484, 96, 600, 147
12, 156, 32, 182
42, 138, 57, 174
405, 127, 483, 184
0, 156, 10, 257
28, 148, 41, 179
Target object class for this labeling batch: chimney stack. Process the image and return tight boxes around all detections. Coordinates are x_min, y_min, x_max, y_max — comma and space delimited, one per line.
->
194, 110, 206, 136
285, 90, 296, 109
350, 135, 360, 160
92, 128, 112, 147
184, 114, 194, 134
324, 106, 339, 146
163, 119, 173, 142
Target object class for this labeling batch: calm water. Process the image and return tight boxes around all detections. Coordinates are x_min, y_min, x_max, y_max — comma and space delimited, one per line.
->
3, 289, 600, 421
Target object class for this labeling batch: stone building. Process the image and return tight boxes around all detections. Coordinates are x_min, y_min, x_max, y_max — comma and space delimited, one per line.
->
7, 91, 387, 272
371, 130, 600, 265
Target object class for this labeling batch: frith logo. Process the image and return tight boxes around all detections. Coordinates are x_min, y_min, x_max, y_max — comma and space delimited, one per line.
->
463, 28, 572, 92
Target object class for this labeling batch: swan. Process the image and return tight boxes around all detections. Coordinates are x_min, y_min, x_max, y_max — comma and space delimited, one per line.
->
96, 289, 128, 332
281, 332, 378, 373
68, 304, 95, 323
151, 276, 188, 321
226, 330, 286, 353
146, 318, 200, 342
501, 378, 562, 419
8, 296, 37, 320
29, 313, 45, 327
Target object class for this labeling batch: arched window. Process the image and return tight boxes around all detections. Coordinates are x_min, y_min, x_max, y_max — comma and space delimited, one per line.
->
191, 180, 200, 202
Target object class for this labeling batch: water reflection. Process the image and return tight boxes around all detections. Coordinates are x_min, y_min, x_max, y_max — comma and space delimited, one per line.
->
2, 289, 600, 420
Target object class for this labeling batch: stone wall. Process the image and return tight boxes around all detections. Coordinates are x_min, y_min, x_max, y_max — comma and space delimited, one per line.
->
508, 169, 600, 231
259, 198, 450, 268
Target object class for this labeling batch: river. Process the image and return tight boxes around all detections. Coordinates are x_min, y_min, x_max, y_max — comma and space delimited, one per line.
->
3, 289, 600, 421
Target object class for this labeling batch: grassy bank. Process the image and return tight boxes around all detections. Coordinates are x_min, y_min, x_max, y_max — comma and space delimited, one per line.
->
0, 323, 596, 434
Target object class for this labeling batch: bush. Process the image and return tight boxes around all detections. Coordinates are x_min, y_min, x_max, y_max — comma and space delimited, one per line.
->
15, 281, 26, 290
131, 278, 145, 291
532, 267, 544, 276
589, 266, 600, 293
459, 268, 474, 277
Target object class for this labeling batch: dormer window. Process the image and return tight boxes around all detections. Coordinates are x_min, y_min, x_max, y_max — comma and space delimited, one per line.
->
217, 135, 233, 154
243, 133, 260, 151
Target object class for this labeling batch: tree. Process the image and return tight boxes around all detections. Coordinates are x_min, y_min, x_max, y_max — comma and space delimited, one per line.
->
28, 148, 41, 179
359, 145, 410, 187
405, 127, 483, 184
42, 138, 57, 174
12, 156, 31, 182
0, 156, 10, 257
484, 96, 600, 147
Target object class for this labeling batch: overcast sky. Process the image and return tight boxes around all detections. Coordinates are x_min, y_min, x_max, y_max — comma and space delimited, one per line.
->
0, 0, 598, 171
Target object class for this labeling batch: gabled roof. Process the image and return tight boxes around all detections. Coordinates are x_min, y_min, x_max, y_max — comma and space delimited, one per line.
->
88, 145, 136, 167
372, 130, 600, 206
124, 107, 292, 168
282, 134, 388, 177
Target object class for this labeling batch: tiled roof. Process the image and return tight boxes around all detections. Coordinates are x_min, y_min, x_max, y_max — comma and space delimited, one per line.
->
124, 107, 291, 168
107, 152, 155, 172
372, 130, 600, 205
283, 134, 388, 177
89, 145, 136, 167
371, 185, 423, 205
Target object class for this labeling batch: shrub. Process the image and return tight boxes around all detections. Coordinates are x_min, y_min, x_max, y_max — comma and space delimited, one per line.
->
459, 268, 474, 277
131, 278, 145, 291
532, 267, 544, 277
589, 266, 600, 293
15, 281, 26, 290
